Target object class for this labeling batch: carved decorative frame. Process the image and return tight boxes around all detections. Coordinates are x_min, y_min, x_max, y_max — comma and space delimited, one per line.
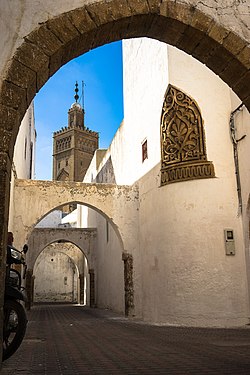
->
160, 85, 215, 185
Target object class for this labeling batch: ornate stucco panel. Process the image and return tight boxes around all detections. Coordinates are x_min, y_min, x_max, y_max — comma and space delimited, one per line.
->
160, 85, 215, 185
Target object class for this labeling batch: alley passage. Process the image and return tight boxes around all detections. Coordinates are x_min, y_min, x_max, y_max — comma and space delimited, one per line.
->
2, 304, 250, 374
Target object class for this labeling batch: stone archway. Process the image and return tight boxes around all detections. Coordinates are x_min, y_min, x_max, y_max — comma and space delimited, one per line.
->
26, 227, 97, 308
12, 179, 139, 254
0, 0, 250, 362
27, 227, 97, 270
33, 245, 81, 305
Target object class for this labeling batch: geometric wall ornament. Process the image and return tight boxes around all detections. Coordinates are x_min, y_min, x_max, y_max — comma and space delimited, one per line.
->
160, 84, 215, 185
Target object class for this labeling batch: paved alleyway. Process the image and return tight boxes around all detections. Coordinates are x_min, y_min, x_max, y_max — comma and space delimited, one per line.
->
2, 304, 250, 374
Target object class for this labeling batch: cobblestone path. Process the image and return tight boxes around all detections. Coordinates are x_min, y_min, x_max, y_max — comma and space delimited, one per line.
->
2, 304, 250, 374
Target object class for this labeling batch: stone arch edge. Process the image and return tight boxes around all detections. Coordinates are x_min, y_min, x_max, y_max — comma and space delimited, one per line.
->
27, 228, 94, 270
0, 0, 249, 156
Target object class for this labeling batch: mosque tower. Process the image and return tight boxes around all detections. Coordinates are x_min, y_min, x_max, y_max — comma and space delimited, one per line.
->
52, 82, 99, 183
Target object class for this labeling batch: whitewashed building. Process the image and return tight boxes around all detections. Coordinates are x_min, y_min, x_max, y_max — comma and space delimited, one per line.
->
8, 102, 36, 231
76, 38, 250, 327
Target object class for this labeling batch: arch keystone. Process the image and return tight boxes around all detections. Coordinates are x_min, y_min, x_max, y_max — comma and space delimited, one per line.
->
160, 1, 194, 25
126, 0, 149, 14
85, 0, 132, 25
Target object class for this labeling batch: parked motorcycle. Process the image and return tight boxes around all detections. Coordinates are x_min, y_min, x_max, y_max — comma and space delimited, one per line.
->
3, 244, 28, 361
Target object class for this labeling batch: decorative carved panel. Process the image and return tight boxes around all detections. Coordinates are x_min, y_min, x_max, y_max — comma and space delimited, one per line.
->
160, 85, 215, 185
56, 136, 71, 152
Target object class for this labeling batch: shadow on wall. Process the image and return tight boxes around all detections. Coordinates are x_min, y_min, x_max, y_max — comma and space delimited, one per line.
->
94, 156, 116, 184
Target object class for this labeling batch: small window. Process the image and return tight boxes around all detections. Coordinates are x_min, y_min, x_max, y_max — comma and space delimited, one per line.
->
58, 162, 61, 170
142, 139, 148, 162
65, 159, 68, 167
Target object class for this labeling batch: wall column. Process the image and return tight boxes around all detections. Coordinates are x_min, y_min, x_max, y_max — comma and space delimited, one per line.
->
31, 275, 35, 305
25, 269, 33, 310
122, 252, 135, 317
0, 152, 11, 367
89, 269, 95, 308
79, 273, 85, 305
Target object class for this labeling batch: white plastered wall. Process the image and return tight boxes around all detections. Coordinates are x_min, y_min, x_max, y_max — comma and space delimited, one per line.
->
80, 37, 250, 326
230, 91, 250, 310
34, 244, 80, 303
77, 193, 125, 313
8, 101, 36, 232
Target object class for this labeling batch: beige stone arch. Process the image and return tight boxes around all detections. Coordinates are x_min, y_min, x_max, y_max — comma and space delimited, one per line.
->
26, 228, 95, 307
26, 227, 96, 270
33, 245, 81, 304
13, 179, 139, 256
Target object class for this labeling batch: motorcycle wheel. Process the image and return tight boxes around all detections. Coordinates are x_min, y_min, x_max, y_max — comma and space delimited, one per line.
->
3, 299, 27, 361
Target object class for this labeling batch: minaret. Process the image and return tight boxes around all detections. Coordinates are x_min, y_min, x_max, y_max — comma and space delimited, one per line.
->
52, 81, 99, 183
68, 81, 85, 129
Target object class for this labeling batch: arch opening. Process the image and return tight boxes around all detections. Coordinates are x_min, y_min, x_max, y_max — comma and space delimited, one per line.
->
26, 200, 126, 315
34, 245, 80, 304
32, 200, 125, 253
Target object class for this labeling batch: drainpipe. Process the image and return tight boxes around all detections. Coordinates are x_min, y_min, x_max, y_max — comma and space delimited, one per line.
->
229, 103, 246, 215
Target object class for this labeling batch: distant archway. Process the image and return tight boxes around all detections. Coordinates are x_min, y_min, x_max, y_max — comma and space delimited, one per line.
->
27, 227, 96, 269
33, 246, 81, 304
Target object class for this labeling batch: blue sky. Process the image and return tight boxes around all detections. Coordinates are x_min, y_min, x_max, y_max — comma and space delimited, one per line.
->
34, 41, 123, 181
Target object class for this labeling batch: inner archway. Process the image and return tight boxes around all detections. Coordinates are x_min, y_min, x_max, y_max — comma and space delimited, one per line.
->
33, 244, 82, 305
25, 200, 128, 315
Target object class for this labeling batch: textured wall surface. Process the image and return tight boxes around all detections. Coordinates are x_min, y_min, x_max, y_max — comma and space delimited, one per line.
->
12, 179, 139, 254
81, 37, 250, 326
27, 227, 96, 270
34, 246, 79, 303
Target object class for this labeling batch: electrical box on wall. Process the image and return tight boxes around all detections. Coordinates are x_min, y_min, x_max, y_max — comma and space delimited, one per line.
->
224, 229, 235, 255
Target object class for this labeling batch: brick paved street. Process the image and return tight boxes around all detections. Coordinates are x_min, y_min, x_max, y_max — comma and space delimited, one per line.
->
2, 304, 250, 374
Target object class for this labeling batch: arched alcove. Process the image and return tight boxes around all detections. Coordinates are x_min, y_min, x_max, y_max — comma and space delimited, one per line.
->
25, 201, 127, 315
33, 244, 82, 304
